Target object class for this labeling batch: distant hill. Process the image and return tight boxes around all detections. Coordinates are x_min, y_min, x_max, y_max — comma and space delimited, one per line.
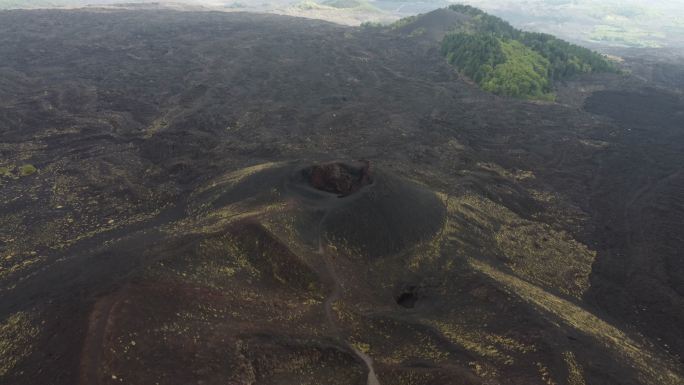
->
455, 0, 684, 49
322, 0, 377, 10
0, 0, 60, 8
391, 5, 618, 100
0, 0, 199, 9
388, 7, 468, 41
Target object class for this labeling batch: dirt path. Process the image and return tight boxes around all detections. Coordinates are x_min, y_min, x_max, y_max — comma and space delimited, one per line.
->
317, 216, 381, 385
79, 291, 124, 385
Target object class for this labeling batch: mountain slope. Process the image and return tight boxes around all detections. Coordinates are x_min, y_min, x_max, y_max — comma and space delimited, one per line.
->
0, 8, 683, 385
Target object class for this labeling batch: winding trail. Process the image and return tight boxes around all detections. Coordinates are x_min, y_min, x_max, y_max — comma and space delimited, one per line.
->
317, 217, 381, 385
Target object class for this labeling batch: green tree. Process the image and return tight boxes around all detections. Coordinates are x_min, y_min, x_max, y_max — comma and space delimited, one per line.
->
440, 5, 616, 99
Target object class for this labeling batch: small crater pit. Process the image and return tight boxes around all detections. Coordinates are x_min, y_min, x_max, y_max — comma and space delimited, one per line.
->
304, 160, 373, 197
396, 285, 419, 309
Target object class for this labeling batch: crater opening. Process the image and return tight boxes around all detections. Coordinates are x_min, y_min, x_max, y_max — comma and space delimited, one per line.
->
303, 160, 373, 197
396, 286, 419, 308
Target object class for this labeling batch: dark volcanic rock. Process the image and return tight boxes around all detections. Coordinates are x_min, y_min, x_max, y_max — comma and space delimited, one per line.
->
0, 8, 683, 385
305, 160, 373, 197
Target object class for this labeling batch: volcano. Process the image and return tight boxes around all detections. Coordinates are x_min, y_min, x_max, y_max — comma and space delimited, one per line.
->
1, 7, 683, 385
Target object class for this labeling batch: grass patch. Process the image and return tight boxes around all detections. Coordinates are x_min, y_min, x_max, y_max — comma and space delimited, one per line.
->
18, 164, 37, 177
0, 166, 12, 178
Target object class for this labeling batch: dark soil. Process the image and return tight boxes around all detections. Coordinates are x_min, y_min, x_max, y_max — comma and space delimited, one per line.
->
0, 7, 683, 385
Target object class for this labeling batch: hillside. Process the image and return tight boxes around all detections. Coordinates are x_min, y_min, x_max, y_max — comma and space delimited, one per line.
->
392, 5, 617, 99
0, 7, 683, 385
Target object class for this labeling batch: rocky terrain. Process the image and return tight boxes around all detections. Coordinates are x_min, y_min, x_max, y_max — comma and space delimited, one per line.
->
1, 7, 683, 385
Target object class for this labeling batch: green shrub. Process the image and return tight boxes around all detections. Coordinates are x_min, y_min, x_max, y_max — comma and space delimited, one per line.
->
18, 164, 37, 177
360, 21, 383, 29
409, 27, 426, 37
0, 166, 12, 177
390, 15, 417, 30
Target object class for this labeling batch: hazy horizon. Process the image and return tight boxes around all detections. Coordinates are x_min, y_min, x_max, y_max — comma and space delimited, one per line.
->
1, 0, 683, 51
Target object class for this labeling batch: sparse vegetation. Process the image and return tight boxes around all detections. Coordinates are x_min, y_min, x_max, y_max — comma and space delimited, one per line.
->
0, 164, 37, 178
390, 15, 417, 30
18, 164, 37, 177
469, 258, 683, 385
0, 166, 12, 178
408, 27, 426, 38
0, 312, 39, 377
360, 21, 383, 29
563, 351, 586, 385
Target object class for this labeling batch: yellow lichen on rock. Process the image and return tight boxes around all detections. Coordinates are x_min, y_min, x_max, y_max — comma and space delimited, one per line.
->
429, 318, 536, 367
494, 221, 596, 298
194, 162, 286, 196
0, 312, 40, 377
445, 193, 595, 298
563, 351, 586, 385
468, 258, 683, 385
407, 192, 450, 271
